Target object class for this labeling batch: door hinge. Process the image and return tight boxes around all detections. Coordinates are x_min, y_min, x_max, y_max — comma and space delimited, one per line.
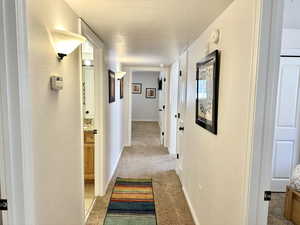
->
176, 154, 179, 159
179, 70, 182, 76
0, 199, 8, 211
264, 191, 272, 201
163, 105, 165, 110
162, 132, 165, 136
178, 113, 181, 119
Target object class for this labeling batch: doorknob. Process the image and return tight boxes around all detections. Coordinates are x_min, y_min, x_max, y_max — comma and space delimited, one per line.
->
93, 129, 99, 134
179, 127, 184, 131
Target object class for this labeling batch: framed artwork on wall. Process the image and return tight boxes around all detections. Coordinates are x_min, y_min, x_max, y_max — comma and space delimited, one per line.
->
108, 70, 115, 103
196, 50, 220, 134
145, 88, 156, 99
120, 78, 124, 99
132, 83, 142, 94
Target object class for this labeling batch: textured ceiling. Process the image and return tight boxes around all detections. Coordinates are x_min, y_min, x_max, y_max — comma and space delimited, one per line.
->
65, 0, 233, 66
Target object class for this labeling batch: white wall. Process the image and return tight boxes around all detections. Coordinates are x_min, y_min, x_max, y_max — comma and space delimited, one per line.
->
103, 58, 125, 189
27, 0, 83, 224
283, 0, 300, 29
170, 0, 260, 224
132, 71, 159, 121
281, 29, 300, 55
27, 0, 124, 224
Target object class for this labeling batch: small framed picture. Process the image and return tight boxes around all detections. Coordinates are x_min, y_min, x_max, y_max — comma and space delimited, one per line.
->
108, 70, 115, 103
120, 78, 124, 99
132, 83, 142, 94
145, 88, 156, 99
196, 50, 220, 134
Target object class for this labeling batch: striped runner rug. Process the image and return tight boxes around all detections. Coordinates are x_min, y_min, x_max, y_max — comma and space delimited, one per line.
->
103, 177, 157, 225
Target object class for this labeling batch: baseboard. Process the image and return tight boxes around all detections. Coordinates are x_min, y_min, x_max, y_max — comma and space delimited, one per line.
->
132, 119, 159, 122
182, 186, 201, 225
104, 148, 123, 194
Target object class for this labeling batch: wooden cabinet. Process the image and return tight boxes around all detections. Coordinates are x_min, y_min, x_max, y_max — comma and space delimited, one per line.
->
84, 131, 94, 181
284, 186, 300, 225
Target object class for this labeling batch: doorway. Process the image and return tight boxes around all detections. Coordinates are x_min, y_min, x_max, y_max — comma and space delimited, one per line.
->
82, 40, 96, 216
250, 0, 300, 224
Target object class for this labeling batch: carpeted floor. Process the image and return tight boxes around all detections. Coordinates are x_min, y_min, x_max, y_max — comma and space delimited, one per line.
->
86, 121, 195, 225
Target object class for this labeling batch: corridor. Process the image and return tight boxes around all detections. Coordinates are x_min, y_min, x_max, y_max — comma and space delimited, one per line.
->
86, 122, 195, 225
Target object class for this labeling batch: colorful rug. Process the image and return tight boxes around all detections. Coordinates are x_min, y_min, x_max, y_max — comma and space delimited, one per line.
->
103, 178, 157, 225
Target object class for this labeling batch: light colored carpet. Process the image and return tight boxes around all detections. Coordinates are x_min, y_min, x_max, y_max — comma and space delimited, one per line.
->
86, 121, 195, 225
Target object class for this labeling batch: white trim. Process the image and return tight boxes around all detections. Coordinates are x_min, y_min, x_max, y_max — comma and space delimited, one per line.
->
182, 186, 200, 225
246, 0, 284, 224
79, 19, 107, 200
104, 149, 123, 193
0, 0, 35, 224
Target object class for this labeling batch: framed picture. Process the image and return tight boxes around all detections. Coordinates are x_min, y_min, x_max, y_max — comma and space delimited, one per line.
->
196, 50, 220, 134
132, 83, 142, 94
108, 70, 115, 103
145, 88, 156, 99
120, 77, 124, 99
158, 78, 162, 90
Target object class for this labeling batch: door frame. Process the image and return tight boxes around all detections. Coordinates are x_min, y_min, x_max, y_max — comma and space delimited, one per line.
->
175, 51, 188, 176
246, 0, 284, 224
0, 0, 35, 224
271, 56, 300, 192
123, 66, 169, 147
79, 19, 106, 199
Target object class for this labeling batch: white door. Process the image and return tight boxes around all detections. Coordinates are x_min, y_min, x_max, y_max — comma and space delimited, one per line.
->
176, 52, 188, 171
158, 72, 166, 145
271, 57, 300, 192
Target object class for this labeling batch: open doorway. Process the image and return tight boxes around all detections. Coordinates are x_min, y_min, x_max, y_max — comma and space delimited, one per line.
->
266, 1, 300, 224
81, 40, 96, 216
131, 71, 161, 139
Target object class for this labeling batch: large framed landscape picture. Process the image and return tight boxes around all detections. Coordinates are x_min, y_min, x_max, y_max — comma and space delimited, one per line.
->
196, 50, 220, 134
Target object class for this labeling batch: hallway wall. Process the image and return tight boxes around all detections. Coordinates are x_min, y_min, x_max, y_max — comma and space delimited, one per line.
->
27, 0, 124, 224
170, 0, 261, 224
132, 71, 159, 122
27, 0, 83, 224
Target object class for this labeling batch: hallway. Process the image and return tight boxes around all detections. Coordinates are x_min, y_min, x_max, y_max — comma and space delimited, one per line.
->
86, 122, 195, 225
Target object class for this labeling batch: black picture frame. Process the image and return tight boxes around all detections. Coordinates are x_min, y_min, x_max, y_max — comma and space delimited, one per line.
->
158, 78, 162, 90
120, 77, 124, 99
132, 83, 142, 94
108, 70, 115, 103
196, 50, 220, 134
145, 88, 156, 99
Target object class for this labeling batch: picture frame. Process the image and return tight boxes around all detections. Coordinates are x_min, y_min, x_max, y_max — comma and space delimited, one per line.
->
120, 77, 124, 99
132, 83, 142, 94
196, 50, 220, 134
145, 88, 156, 99
108, 70, 115, 103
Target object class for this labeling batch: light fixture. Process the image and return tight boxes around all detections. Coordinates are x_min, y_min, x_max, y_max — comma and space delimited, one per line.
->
51, 29, 86, 61
115, 71, 127, 80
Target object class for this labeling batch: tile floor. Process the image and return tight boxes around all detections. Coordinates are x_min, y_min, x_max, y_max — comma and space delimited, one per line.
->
85, 181, 95, 216
268, 192, 294, 225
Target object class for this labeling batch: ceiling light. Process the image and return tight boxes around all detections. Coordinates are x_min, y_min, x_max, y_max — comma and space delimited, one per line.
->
115, 71, 127, 80
51, 29, 86, 61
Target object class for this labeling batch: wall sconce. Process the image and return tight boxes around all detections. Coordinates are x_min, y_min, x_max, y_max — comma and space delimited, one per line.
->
51, 29, 86, 61
115, 71, 127, 80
